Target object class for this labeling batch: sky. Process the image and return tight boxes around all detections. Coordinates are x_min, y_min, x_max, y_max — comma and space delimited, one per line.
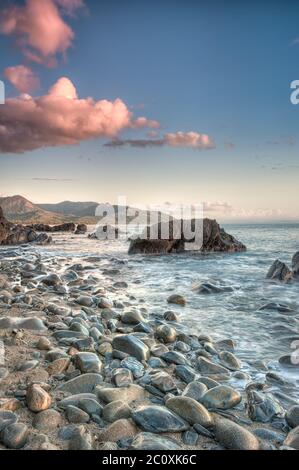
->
0, 0, 299, 222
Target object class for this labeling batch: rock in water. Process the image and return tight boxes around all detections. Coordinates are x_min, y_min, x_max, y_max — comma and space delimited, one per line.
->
266, 259, 292, 282
132, 405, 189, 433
167, 294, 186, 306
130, 432, 181, 450
112, 334, 150, 361
292, 251, 299, 278
128, 218, 246, 254
166, 396, 212, 427
213, 416, 260, 450
218, 351, 241, 371
200, 385, 242, 410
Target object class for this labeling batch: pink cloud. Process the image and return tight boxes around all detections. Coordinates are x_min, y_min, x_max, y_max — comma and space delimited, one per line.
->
0, 77, 160, 154
0, 0, 84, 66
132, 116, 160, 129
4, 65, 40, 93
165, 131, 214, 149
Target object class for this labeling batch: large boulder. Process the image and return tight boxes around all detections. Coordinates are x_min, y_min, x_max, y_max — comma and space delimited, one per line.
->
128, 218, 246, 254
292, 252, 299, 278
266, 259, 293, 282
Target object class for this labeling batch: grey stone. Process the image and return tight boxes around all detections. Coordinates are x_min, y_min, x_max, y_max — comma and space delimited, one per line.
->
57, 373, 103, 394
200, 385, 242, 410
66, 405, 90, 423
130, 432, 181, 450
286, 405, 299, 428
1, 422, 29, 449
213, 416, 260, 450
132, 405, 189, 433
74, 352, 102, 373
102, 400, 131, 422
166, 396, 212, 427
112, 334, 150, 361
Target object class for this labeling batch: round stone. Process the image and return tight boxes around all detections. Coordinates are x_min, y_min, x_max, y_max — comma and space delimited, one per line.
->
200, 385, 242, 410
102, 400, 131, 423
1, 423, 29, 449
156, 325, 177, 343
33, 409, 62, 430
26, 384, 52, 412
167, 294, 186, 305
166, 396, 212, 427
286, 406, 299, 429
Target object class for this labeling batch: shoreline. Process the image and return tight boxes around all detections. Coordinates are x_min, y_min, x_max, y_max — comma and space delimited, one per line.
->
0, 243, 299, 450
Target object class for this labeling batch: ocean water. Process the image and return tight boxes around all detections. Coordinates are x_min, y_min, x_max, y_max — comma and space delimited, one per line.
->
2, 223, 299, 386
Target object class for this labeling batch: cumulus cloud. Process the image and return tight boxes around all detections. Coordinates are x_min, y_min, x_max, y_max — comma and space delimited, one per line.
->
4, 65, 40, 93
203, 201, 232, 213
0, 0, 84, 66
0, 77, 160, 154
105, 131, 214, 150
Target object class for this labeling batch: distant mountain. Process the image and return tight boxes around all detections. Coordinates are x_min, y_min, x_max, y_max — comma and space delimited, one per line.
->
39, 201, 99, 217
0, 196, 174, 225
0, 195, 71, 224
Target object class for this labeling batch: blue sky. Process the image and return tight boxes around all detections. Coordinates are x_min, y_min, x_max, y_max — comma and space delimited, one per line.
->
0, 0, 299, 221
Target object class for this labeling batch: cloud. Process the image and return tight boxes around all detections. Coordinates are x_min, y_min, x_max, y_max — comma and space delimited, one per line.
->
4, 65, 40, 93
0, 77, 160, 154
104, 131, 215, 150
203, 201, 232, 213
0, 0, 84, 67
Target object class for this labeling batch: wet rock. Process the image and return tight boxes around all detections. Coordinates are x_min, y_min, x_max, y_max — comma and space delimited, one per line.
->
213, 416, 260, 450
286, 405, 299, 429
266, 259, 293, 282
151, 371, 176, 393
33, 409, 62, 430
121, 356, 144, 378
112, 334, 150, 361
121, 310, 145, 325
130, 432, 181, 450
182, 381, 208, 401
175, 365, 198, 383
112, 368, 133, 387
96, 384, 145, 404
98, 419, 138, 442
26, 384, 52, 412
167, 294, 186, 306
151, 343, 169, 357
102, 400, 131, 422
132, 405, 189, 433
197, 357, 229, 376
66, 405, 90, 423
0, 398, 21, 411
218, 351, 241, 371
0, 411, 18, 432
76, 295, 93, 307
279, 354, 298, 368
69, 425, 93, 450
166, 396, 212, 427
194, 282, 233, 294
253, 428, 285, 444
156, 324, 177, 343
1, 422, 29, 449
57, 373, 103, 394
161, 351, 188, 365
182, 430, 198, 446
292, 251, 299, 277
284, 426, 299, 449
163, 311, 179, 321
247, 390, 283, 422
74, 352, 102, 374
201, 385, 242, 410
41, 273, 62, 286
259, 303, 294, 313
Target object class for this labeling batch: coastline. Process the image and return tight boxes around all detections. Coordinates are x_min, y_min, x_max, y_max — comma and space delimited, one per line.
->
0, 237, 298, 450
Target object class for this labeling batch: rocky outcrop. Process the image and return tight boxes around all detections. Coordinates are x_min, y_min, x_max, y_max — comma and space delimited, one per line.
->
75, 224, 87, 234
0, 205, 52, 245
266, 252, 299, 282
292, 252, 299, 278
0, 206, 11, 244
88, 225, 119, 240
128, 218, 246, 254
27, 223, 75, 232
266, 260, 293, 282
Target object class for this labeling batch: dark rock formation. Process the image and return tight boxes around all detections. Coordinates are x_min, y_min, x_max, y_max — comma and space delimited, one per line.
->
88, 225, 119, 240
0, 206, 11, 244
266, 259, 293, 282
292, 252, 299, 278
75, 224, 87, 234
128, 219, 246, 254
27, 223, 76, 232
0, 205, 51, 245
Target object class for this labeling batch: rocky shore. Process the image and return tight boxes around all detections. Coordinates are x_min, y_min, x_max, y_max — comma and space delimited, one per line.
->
0, 246, 298, 451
